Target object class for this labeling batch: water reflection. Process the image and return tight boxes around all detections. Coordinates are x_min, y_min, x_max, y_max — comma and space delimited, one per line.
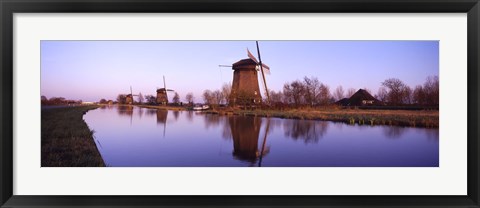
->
117, 105, 134, 116
228, 116, 269, 165
283, 120, 329, 143
83, 106, 439, 167
156, 110, 168, 124
382, 126, 407, 139
173, 111, 180, 121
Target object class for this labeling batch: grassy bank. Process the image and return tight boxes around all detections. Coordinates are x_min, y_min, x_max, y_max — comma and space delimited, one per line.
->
41, 105, 105, 167
202, 108, 439, 128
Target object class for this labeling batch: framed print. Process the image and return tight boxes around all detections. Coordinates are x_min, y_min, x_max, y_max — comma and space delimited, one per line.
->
1, 0, 479, 207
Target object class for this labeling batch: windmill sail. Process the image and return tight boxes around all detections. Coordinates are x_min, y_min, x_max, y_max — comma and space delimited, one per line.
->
249, 48, 270, 75
257, 63, 270, 75
255, 41, 270, 103
247, 48, 259, 63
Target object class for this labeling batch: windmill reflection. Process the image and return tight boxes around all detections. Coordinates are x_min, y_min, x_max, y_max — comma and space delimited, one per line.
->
117, 105, 134, 125
156, 109, 168, 137
228, 116, 270, 166
117, 105, 134, 116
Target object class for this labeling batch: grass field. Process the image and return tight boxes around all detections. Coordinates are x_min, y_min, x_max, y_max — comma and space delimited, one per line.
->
41, 105, 105, 167
203, 107, 439, 128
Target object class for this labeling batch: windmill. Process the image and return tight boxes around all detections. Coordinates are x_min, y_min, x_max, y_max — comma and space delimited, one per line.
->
156, 76, 174, 105
126, 86, 141, 105
220, 41, 271, 105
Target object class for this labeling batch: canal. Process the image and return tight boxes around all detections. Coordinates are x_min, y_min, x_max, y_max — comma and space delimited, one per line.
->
83, 105, 439, 167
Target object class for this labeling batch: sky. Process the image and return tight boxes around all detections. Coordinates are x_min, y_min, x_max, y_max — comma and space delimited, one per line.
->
41, 40, 439, 103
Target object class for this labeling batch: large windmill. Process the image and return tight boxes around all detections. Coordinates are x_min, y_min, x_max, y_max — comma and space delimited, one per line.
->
126, 86, 141, 105
221, 41, 271, 105
156, 76, 175, 105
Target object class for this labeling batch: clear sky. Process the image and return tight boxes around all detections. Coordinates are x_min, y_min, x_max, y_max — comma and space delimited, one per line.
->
41, 40, 438, 103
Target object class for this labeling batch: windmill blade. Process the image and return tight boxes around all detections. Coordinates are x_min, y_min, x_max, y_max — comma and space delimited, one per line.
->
256, 41, 270, 103
247, 48, 259, 64
261, 63, 270, 75
259, 72, 269, 97
166, 89, 174, 91
163, 76, 167, 90
256, 63, 271, 74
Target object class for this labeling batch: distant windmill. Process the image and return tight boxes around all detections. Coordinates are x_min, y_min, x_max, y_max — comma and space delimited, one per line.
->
220, 41, 271, 105
156, 76, 175, 105
126, 86, 141, 105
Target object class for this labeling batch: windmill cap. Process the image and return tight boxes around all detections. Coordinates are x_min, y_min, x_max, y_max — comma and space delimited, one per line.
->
232, 58, 258, 69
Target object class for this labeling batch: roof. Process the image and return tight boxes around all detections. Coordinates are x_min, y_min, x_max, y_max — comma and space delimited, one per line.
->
232, 58, 258, 69
336, 89, 383, 106
335, 98, 350, 106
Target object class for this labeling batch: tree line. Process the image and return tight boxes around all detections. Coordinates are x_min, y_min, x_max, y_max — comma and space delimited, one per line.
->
41, 96, 83, 105
108, 75, 438, 107
200, 76, 439, 107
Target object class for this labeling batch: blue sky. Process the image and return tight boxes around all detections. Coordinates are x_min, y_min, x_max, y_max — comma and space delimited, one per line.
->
41, 40, 439, 102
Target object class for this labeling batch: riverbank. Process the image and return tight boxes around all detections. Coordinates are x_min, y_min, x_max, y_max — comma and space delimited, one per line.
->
202, 108, 439, 128
134, 104, 438, 128
41, 105, 105, 167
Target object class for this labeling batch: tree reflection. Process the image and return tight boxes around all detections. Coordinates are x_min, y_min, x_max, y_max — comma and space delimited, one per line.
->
424, 129, 439, 141
283, 120, 329, 144
382, 126, 407, 139
173, 111, 180, 121
144, 108, 157, 116
137, 107, 144, 118
203, 114, 222, 129
221, 116, 232, 141
186, 111, 194, 122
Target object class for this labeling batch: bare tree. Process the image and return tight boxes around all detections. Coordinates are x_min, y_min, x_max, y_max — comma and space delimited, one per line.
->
333, 86, 344, 101
318, 84, 331, 105
303, 76, 321, 106
269, 90, 284, 104
185, 92, 194, 104
283, 80, 305, 106
172, 92, 180, 104
203, 90, 214, 104
376, 87, 388, 102
221, 83, 232, 105
402, 86, 413, 104
117, 94, 127, 104
213, 90, 224, 105
423, 76, 439, 106
382, 78, 408, 105
413, 85, 426, 105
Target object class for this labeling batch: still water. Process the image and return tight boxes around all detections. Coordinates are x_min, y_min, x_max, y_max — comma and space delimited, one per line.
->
83, 105, 439, 167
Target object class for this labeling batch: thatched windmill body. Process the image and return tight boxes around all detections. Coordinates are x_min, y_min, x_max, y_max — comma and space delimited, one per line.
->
227, 41, 270, 105
156, 76, 174, 105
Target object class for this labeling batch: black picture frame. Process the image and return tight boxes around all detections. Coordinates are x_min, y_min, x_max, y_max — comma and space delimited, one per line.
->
1, 0, 479, 207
